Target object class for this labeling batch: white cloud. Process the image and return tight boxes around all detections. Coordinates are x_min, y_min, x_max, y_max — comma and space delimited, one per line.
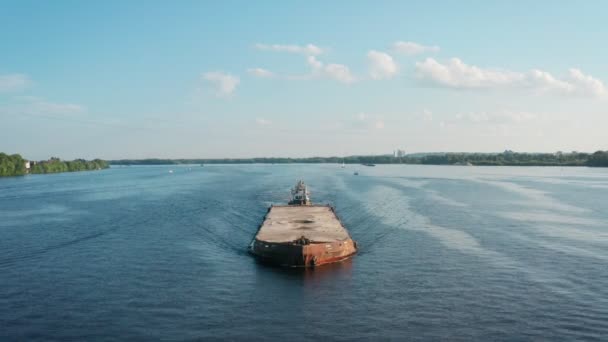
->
0, 73, 31, 92
393, 41, 440, 55
202, 71, 240, 96
526, 69, 573, 93
324, 64, 356, 84
521, 68, 606, 97
247, 68, 275, 78
255, 117, 272, 126
307, 56, 323, 70
255, 43, 324, 55
307, 56, 356, 84
415, 57, 607, 97
557, 68, 605, 97
415, 58, 523, 88
367, 50, 398, 80
246, 57, 355, 84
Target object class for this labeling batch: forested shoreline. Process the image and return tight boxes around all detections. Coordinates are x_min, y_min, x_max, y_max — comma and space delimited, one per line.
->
110, 151, 608, 167
0, 153, 109, 177
3, 150, 607, 177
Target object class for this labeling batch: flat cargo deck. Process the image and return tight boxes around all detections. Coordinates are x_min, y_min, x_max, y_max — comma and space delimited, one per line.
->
255, 205, 350, 243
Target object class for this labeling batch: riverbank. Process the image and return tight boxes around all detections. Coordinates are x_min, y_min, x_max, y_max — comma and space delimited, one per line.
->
110, 151, 608, 167
0, 153, 109, 177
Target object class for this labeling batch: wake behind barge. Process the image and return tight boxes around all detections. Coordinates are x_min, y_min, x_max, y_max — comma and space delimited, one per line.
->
249, 181, 357, 267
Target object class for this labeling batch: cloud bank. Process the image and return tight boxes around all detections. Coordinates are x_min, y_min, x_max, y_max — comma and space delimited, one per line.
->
415, 58, 607, 97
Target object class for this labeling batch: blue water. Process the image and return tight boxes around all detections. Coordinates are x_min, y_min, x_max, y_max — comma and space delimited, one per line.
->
1, 165, 607, 341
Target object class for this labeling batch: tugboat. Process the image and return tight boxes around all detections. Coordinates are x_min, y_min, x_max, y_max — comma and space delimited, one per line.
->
288, 180, 311, 205
249, 181, 358, 267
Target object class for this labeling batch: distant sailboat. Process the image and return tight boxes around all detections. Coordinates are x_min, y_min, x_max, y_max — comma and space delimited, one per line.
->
341, 159, 346, 168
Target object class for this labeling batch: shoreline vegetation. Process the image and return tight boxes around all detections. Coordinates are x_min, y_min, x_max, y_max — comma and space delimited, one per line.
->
111, 151, 608, 167
0, 153, 109, 177
2, 150, 607, 177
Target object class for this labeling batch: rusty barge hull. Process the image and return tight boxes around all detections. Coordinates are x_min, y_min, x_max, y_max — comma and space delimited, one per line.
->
250, 205, 357, 267
250, 238, 357, 267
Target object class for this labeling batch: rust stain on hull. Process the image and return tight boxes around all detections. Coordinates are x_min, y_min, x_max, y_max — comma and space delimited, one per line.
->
250, 237, 357, 267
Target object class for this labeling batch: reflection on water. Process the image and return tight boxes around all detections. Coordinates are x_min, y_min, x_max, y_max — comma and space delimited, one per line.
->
302, 258, 354, 285
252, 257, 354, 286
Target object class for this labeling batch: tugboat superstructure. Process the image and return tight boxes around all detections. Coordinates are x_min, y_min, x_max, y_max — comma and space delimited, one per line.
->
288, 180, 311, 205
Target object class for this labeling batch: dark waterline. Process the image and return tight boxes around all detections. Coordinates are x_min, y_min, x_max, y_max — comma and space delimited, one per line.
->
1, 165, 607, 341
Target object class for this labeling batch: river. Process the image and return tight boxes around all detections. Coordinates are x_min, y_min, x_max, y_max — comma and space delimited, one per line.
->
1, 164, 607, 340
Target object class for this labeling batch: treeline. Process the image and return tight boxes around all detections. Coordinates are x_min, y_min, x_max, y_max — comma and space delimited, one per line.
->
111, 156, 410, 165
412, 151, 591, 166
110, 150, 608, 167
30, 157, 109, 174
0, 153, 27, 177
587, 151, 608, 167
0, 153, 109, 177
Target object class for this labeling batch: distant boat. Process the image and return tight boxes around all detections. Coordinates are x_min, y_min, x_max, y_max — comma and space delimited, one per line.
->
341, 160, 345, 168
362, 163, 376, 167
169, 170, 174, 173
354, 171, 359, 175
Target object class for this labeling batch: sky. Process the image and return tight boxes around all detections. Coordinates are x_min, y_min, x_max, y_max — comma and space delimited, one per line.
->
1, 1, 607, 160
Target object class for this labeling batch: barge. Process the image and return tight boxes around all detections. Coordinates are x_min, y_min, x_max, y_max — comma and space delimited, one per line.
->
250, 181, 357, 267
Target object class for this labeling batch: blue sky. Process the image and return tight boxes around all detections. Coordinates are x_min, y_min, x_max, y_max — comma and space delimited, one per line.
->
1, 1, 607, 159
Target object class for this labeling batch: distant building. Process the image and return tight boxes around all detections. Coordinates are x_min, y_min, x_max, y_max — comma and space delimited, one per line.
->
25, 161, 30, 171
393, 149, 406, 158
